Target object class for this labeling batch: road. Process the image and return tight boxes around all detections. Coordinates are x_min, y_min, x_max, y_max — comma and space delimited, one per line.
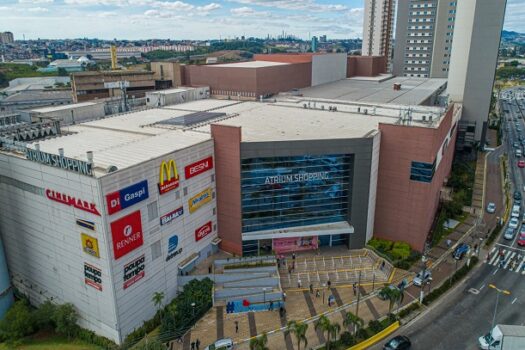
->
371, 87, 525, 350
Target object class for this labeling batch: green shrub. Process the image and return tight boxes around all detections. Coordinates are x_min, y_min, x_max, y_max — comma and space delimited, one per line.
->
368, 238, 393, 253
390, 242, 411, 260
34, 300, 57, 331
0, 300, 35, 342
340, 331, 355, 346
368, 320, 384, 334
397, 302, 421, 319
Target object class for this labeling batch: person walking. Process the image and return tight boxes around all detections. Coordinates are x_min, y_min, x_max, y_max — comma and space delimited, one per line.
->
235, 321, 239, 333
352, 282, 357, 296
196, 339, 201, 350
191, 341, 195, 350
282, 291, 287, 301
381, 260, 386, 270
292, 252, 296, 261
309, 283, 314, 294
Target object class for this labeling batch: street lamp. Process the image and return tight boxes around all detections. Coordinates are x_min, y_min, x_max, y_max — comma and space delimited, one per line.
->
488, 284, 511, 331
263, 287, 268, 305
191, 302, 196, 320
322, 283, 326, 304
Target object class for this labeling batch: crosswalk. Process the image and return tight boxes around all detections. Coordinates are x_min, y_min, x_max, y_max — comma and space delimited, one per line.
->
485, 246, 525, 274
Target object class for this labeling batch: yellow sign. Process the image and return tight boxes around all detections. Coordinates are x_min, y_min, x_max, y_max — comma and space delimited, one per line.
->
188, 188, 212, 213
81, 233, 100, 258
158, 160, 179, 194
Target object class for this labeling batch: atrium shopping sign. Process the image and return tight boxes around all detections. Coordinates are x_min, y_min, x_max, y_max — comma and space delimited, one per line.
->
264, 171, 330, 185
26, 148, 93, 176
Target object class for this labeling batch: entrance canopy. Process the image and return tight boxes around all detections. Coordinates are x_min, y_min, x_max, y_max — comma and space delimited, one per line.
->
241, 221, 354, 241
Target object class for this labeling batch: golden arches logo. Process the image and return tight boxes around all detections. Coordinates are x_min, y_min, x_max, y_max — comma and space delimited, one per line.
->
158, 160, 180, 194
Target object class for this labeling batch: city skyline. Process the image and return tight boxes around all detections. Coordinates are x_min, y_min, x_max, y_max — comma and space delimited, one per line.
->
0, 0, 523, 40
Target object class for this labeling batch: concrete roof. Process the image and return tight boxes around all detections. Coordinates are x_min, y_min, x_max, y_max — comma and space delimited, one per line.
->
29, 101, 100, 113
1, 90, 71, 103
210, 61, 290, 68
300, 76, 447, 106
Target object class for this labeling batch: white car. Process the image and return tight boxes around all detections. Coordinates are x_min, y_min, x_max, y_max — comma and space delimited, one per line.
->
413, 270, 432, 287
509, 217, 519, 229
486, 202, 496, 213
205, 338, 234, 350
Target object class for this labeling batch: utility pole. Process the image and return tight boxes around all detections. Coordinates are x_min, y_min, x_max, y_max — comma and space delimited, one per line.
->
355, 270, 362, 317
489, 284, 511, 331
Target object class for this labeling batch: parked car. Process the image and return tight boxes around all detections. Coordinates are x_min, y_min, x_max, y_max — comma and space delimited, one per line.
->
518, 232, 525, 246
504, 227, 516, 240
378, 285, 400, 300
519, 160, 525, 168
509, 217, 520, 230
205, 338, 234, 350
453, 243, 470, 260
514, 191, 522, 201
486, 202, 496, 213
514, 141, 520, 148
383, 335, 412, 350
413, 270, 432, 287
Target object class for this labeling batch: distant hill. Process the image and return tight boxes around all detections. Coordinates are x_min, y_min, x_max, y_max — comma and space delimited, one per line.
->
502, 30, 525, 43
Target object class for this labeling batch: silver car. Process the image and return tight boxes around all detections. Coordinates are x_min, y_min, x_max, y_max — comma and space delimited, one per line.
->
504, 227, 516, 240
486, 202, 496, 213
413, 270, 432, 287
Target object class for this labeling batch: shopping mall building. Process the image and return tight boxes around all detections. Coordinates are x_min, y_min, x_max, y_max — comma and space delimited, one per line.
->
0, 75, 459, 341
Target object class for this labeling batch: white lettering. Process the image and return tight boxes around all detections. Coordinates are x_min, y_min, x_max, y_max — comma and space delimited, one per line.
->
264, 171, 330, 185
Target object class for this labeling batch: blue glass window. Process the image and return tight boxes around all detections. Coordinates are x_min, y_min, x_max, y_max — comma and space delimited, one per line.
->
410, 160, 436, 183
241, 154, 353, 233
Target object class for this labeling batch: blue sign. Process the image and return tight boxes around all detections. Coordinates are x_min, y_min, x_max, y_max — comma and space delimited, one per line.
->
106, 180, 149, 215
160, 206, 184, 226
166, 235, 182, 262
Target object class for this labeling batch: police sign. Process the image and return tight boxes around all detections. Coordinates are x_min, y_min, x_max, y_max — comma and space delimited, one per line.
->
106, 180, 149, 215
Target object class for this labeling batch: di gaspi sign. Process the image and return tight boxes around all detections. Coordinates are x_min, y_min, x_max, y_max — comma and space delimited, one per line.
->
158, 160, 179, 195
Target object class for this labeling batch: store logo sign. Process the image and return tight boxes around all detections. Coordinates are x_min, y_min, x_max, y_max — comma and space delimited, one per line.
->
158, 160, 179, 195
188, 188, 212, 213
110, 210, 143, 260
46, 189, 100, 216
76, 219, 95, 231
81, 233, 100, 258
160, 206, 184, 226
185, 156, 213, 180
123, 255, 145, 289
195, 221, 212, 242
166, 235, 183, 262
106, 180, 149, 215
84, 263, 102, 291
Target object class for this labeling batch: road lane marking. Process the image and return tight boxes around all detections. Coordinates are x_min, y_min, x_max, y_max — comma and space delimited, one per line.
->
468, 288, 480, 295
493, 268, 499, 275
504, 252, 516, 269
489, 252, 500, 265
480, 284, 486, 290
512, 298, 518, 304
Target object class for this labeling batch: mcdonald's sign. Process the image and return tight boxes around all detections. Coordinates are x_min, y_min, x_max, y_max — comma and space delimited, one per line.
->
158, 160, 180, 195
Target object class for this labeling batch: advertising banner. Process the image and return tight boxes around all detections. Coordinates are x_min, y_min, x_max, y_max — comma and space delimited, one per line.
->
26, 148, 93, 176
184, 156, 214, 180
158, 160, 180, 195
188, 188, 212, 213
106, 180, 149, 215
166, 235, 183, 262
46, 189, 100, 216
272, 236, 318, 254
123, 254, 145, 289
110, 210, 144, 260
84, 263, 102, 291
195, 221, 212, 242
160, 206, 184, 226
76, 219, 95, 231
81, 233, 100, 258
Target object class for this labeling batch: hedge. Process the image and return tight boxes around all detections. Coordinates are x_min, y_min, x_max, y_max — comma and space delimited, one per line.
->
485, 223, 503, 247
367, 238, 421, 270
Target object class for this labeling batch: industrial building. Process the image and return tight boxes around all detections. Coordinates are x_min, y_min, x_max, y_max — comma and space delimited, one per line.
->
20, 101, 106, 125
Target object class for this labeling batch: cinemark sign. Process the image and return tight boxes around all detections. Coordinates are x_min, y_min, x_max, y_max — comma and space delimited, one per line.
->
184, 156, 213, 180
158, 160, 179, 195
46, 189, 100, 216
195, 221, 212, 242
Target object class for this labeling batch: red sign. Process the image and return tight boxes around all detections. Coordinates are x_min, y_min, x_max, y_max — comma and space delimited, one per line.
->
195, 221, 212, 242
158, 160, 180, 195
110, 211, 144, 260
185, 156, 213, 180
273, 236, 319, 254
46, 189, 100, 216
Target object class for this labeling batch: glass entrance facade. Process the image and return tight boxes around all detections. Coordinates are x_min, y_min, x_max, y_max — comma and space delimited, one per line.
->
241, 154, 353, 234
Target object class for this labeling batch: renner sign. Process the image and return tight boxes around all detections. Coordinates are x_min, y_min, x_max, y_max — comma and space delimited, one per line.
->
106, 180, 149, 215
46, 189, 100, 216
110, 210, 144, 260
184, 156, 213, 180
195, 221, 212, 242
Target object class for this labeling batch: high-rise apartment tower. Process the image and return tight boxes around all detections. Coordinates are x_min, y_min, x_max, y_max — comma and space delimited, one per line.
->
362, 0, 396, 63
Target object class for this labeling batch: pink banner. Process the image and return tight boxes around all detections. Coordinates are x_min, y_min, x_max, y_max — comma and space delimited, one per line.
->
273, 236, 318, 254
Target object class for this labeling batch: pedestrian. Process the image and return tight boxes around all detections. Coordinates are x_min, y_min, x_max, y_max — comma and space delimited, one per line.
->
381, 260, 386, 271
309, 283, 314, 294
282, 291, 287, 301
327, 280, 331, 289
446, 239, 452, 248
316, 289, 320, 298
235, 321, 239, 333
208, 265, 212, 274
487, 253, 491, 262
269, 301, 274, 311
288, 265, 292, 275
279, 306, 284, 317
292, 252, 296, 260
196, 339, 201, 350
292, 261, 295, 270
191, 341, 195, 350
298, 279, 302, 288
352, 282, 357, 296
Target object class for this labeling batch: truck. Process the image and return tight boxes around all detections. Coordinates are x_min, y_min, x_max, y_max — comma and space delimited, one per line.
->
479, 324, 525, 349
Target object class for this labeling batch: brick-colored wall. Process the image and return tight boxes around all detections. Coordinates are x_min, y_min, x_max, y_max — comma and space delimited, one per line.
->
255, 62, 312, 96
374, 105, 457, 251
347, 56, 387, 77
253, 53, 315, 63
211, 124, 243, 255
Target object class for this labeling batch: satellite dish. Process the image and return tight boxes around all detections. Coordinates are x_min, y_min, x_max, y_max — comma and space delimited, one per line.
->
106, 165, 118, 173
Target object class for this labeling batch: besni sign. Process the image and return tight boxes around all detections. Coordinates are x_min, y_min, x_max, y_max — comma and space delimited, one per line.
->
123, 255, 145, 289
166, 235, 182, 262
81, 233, 100, 258
160, 206, 184, 226
84, 263, 102, 291
158, 160, 179, 195
110, 210, 143, 260
188, 188, 212, 213
185, 156, 213, 180
46, 189, 100, 216
106, 180, 149, 215
195, 221, 212, 242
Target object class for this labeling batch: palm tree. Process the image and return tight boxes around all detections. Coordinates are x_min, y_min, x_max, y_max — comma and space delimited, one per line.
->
249, 332, 269, 350
314, 315, 340, 350
380, 286, 402, 313
285, 320, 308, 350
343, 311, 364, 335
151, 291, 165, 316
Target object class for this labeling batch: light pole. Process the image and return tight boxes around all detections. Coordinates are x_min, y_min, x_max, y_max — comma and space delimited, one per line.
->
322, 283, 326, 304
488, 284, 511, 331
419, 255, 427, 303
263, 287, 267, 305
191, 302, 196, 320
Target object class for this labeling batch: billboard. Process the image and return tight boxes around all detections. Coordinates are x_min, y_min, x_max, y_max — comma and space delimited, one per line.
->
110, 210, 144, 260
184, 156, 213, 180
158, 160, 179, 195
123, 255, 145, 289
81, 233, 100, 258
106, 180, 149, 215
195, 221, 212, 242
160, 206, 184, 226
46, 189, 100, 216
188, 188, 212, 213
76, 219, 95, 231
166, 235, 183, 262
84, 263, 102, 291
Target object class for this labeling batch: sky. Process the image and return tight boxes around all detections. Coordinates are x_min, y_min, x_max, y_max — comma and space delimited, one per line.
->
0, 0, 524, 40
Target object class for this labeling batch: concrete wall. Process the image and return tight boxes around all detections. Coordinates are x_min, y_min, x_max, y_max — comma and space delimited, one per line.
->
29, 103, 106, 125
184, 65, 257, 98
392, 0, 410, 77
151, 61, 184, 87
311, 54, 347, 86
374, 104, 459, 251
430, 0, 457, 78
0, 237, 13, 319
347, 56, 387, 77
255, 62, 312, 97
253, 53, 314, 63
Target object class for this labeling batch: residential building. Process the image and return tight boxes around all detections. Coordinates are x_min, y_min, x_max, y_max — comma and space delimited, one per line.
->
392, 0, 457, 78
362, 0, 396, 65
0, 32, 14, 44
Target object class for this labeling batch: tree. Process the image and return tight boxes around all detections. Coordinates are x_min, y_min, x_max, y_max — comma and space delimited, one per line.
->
52, 303, 79, 340
136, 336, 166, 350
0, 300, 35, 342
343, 312, 364, 335
249, 332, 269, 350
34, 300, 57, 330
380, 286, 402, 313
285, 320, 308, 350
152, 291, 165, 314
314, 315, 340, 350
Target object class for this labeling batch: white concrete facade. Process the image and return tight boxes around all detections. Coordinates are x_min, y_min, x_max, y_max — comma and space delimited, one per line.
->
0, 139, 217, 344
311, 54, 347, 87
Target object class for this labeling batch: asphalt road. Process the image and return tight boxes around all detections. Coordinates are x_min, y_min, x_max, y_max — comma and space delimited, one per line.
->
371, 88, 525, 350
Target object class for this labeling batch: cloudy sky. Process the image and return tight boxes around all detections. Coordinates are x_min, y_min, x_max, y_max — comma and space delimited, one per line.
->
0, 0, 524, 40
